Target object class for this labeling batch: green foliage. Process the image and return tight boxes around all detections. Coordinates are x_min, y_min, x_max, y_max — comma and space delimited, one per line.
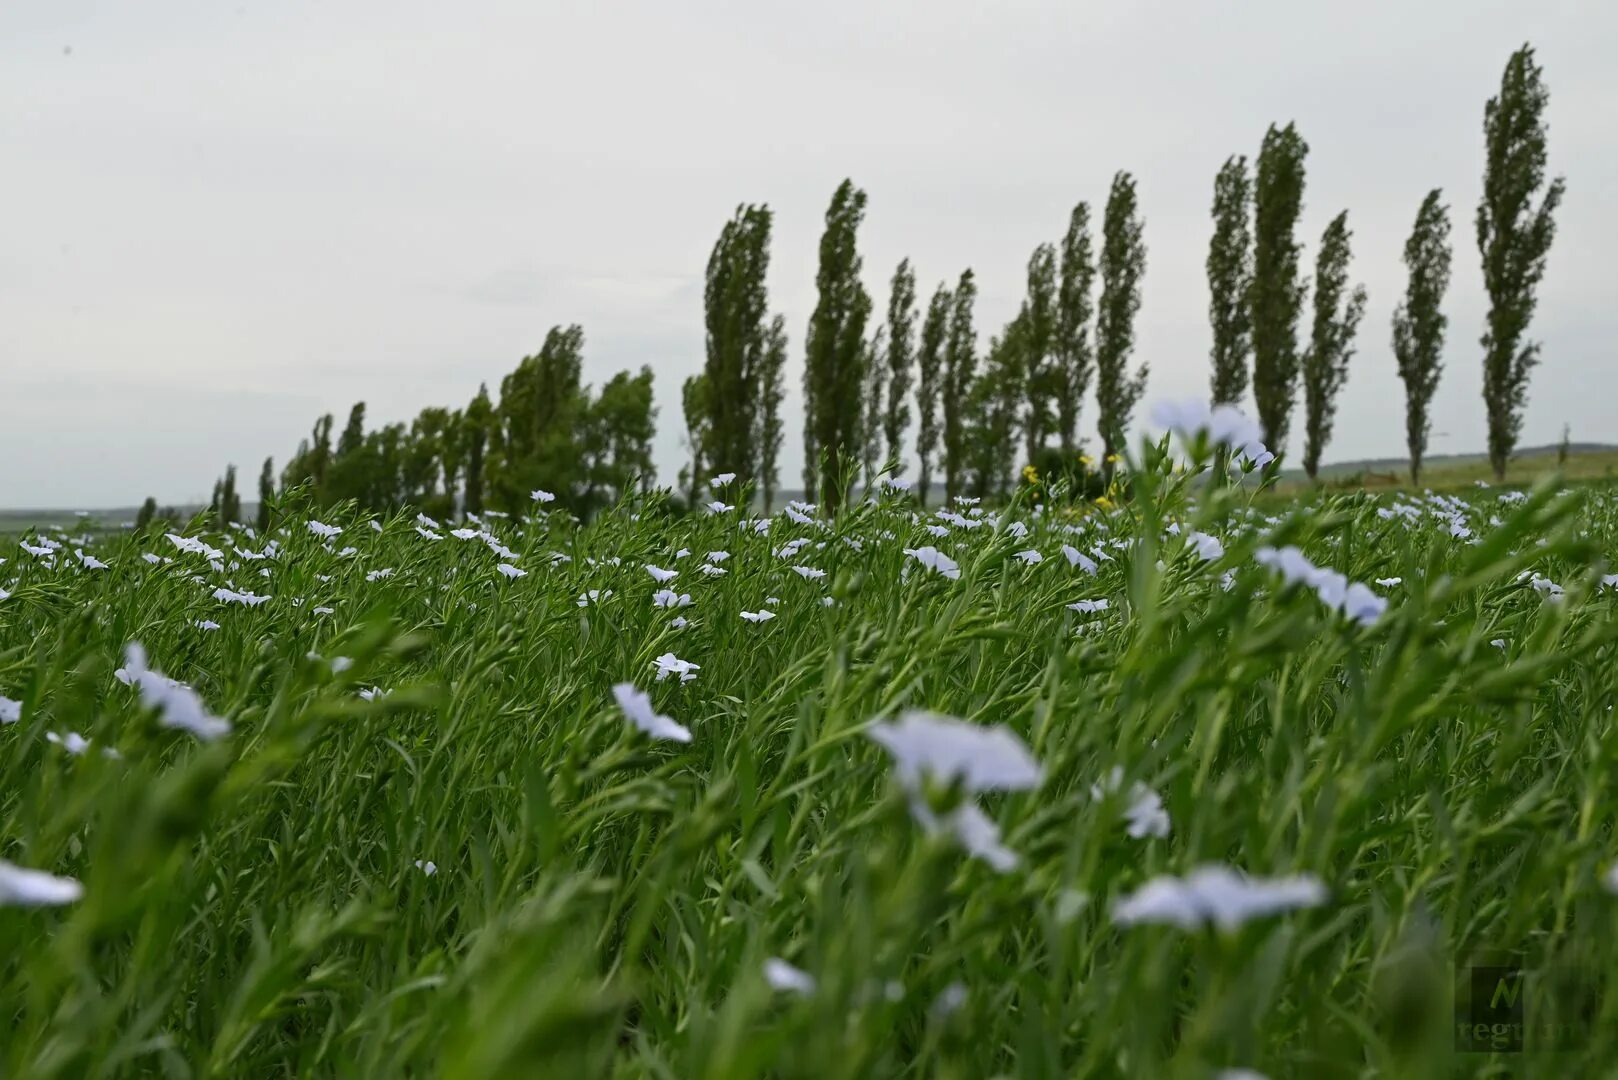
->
1054, 203, 1096, 455
488, 326, 587, 512
882, 259, 917, 470
464, 385, 493, 516
1019, 243, 1058, 461
860, 327, 887, 486
11, 453, 1618, 1075
942, 270, 978, 503
1025, 445, 1107, 503
1250, 122, 1310, 449
1302, 212, 1368, 480
256, 458, 274, 533
1095, 171, 1148, 468
584, 366, 657, 510
804, 179, 873, 514
1479, 43, 1566, 481
915, 283, 951, 506
680, 373, 711, 506
1393, 190, 1453, 484
702, 204, 775, 482
134, 496, 157, 531
282, 414, 334, 496
758, 316, 788, 512
1208, 155, 1254, 405
277, 329, 650, 522
967, 313, 1026, 497
211, 465, 242, 528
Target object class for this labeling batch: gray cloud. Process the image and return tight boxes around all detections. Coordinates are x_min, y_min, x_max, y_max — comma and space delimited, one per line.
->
2, 0, 1614, 506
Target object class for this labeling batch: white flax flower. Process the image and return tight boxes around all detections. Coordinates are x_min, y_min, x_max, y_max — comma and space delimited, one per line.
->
612, 682, 692, 743
1113, 865, 1326, 931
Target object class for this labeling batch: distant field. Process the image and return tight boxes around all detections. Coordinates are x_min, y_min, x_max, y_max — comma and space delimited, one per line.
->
1279, 443, 1618, 494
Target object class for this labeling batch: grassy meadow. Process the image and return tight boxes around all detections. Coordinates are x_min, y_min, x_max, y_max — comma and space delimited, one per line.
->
3, 440, 1618, 1077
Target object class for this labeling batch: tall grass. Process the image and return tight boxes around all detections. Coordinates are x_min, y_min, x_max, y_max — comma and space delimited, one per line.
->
2, 452, 1616, 1077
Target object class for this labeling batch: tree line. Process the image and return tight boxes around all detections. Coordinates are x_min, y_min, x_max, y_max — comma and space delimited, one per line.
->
170, 43, 1562, 529
1212, 43, 1563, 484
266, 329, 658, 524
680, 173, 1149, 516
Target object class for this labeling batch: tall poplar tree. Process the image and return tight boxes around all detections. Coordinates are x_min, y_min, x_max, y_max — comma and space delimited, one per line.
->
215, 465, 241, 526
1250, 122, 1310, 449
758, 315, 788, 511
804, 179, 872, 514
257, 457, 274, 531
1207, 155, 1254, 405
882, 259, 917, 470
1478, 44, 1565, 480
915, 283, 950, 507
1020, 244, 1058, 461
680, 373, 711, 506
463, 384, 492, 515
801, 358, 818, 505
1054, 203, 1095, 455
702, 204, 773, 480
1393, 190, 1453, 483
1094, 172, 1148, 471
311, 414, 334, 495
942, 270, 978, 503
861, 327, 887, 486
1301, 212, 1368, 480
972, 314, 1026, 496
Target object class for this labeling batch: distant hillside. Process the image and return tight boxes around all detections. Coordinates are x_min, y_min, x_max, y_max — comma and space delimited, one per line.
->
1290, 442, 1618, 481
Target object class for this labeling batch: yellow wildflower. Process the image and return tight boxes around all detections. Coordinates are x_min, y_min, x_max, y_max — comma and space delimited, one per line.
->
1106, 453, 1122, 465
1078, 455, 1093, 467
1094, 496, 1115, 511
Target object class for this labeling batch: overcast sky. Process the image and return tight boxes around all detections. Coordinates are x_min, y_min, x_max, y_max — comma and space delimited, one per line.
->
3, 1, 1614, 508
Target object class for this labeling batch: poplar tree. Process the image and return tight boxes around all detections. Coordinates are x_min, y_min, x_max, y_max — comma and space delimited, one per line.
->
1207, 155, 1254, 405
861, 327, 887, 486
224, 466, 242, 524
758, 315, 788, 511
1054, 203, 1095, 455
882, 259, 917, 470
463, 384, 492, 515
702, 204, 773, 480
488, 326, 587, 511
801, 360, 818, 505
213, 465, 241, 527
804, 179, 872, 514
1392, 190, 1453, 483
680, 373, 711, 506
1301, 212, 1368, 480
1094, 172, 1148, 471
941, 270, 978, 503
1020, 244, 1057, 461
337, 403, 366, 458
973, 314, 1026, 496
914, 283, 950, 507
1478, 44, 1565, 480
257, 457, 274, 531
1250, 122, 1310, 449
280, 414, 334, 500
